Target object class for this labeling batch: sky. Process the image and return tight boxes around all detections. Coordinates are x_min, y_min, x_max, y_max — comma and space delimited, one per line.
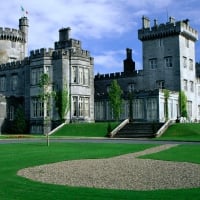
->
1, 0, 200, 74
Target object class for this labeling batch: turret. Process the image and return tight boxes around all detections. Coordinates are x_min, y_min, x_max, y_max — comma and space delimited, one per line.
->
19, 17, 29, 57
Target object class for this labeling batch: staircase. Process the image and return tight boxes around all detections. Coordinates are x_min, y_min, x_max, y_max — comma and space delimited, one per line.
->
114, 122, 164, 138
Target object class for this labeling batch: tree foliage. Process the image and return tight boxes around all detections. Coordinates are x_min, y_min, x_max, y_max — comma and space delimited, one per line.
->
179, 91, 187, 118
108, 80, 123, 121
12, 105, 27, 134
55, 87, 69, 122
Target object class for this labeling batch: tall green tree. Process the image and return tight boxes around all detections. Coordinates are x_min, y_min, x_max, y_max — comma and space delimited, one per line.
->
179, 91, 187, 118
12, 105, 27, 134
55, 86, 69, 122
108, 80, 123, 121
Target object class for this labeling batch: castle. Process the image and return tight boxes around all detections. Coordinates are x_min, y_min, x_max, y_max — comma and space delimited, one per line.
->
0, 17, 94, 134
94, 16, 200, 123
0, 15, 200, 134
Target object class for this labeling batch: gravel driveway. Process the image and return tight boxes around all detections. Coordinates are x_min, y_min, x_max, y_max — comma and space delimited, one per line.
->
17, 144, 200, 191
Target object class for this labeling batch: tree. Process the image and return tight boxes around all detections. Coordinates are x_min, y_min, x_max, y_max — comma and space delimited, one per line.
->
12, 105, 27, 134
108, 80, 123, 121
55, 86, 69, 122
179, 91, 187, 118
39, 73, 52, 146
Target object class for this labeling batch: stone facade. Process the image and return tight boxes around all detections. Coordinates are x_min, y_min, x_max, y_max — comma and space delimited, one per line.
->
0, 19, 94, 134
94, 16, 200, 122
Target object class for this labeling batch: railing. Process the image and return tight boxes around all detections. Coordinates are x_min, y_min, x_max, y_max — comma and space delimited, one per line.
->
155, 119, 174, 137
109, 119, 129, 138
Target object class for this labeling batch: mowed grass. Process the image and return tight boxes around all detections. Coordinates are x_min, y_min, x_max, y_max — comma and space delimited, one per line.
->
159, 123, 200, 141
53, 122, 119, 137
0, 142, 200, 200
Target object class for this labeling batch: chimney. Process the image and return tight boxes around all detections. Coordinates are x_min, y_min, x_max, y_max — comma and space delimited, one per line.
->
59, 27, 71, 41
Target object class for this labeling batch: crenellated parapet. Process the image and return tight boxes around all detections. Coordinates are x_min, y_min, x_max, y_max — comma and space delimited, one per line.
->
0, 27, 26, 42
138, 16, 198, 41
55, 38, 82, 50
95, 70, 142, 80
0, 57, 30, 71
30, 48, 54, 59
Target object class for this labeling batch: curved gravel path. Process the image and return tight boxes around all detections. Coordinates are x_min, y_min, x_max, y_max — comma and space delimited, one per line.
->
17, 144, 200, 191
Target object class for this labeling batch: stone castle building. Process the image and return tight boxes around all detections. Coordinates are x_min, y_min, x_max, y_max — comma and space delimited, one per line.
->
0, 17, 94, 134
94, 16, 200, 122
0, 15, 200, 134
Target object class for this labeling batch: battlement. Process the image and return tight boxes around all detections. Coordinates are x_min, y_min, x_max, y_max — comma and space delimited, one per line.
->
30, 48, 54, 58
0, 57, 30, 71
55, 38, 82, 50
95, 70, 143, 80
138, 16, 198, 41
0, 27, 25, 41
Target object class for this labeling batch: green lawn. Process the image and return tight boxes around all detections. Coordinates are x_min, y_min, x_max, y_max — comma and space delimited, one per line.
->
53, 122, 119, 137
158, 123, 200, 141
0, 142, 200, 200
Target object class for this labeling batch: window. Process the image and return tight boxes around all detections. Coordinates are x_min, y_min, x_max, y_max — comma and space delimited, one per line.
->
11, 74, 18, 91
72, 96, 78, 116
72, 96, 90, 117
198, 86, 200, 96
165, 56, 172, 68
79, 67, 84, 84
31, 68, 43, 85
128, 83, 134, 92
72, 66, 78, 83
190, 81, 194, 92
0, 76, 6, 91
149, 58, 157, 69
185, 38, 189, 48
187, 101, 192, 117
156, 80, 165, 89
198, 105, 200, 116
31, 98, 44, 118
8, 105, 14, 120
84, 68, 89, 85
183, 57, 187, 68
189, 59, 193, 70
183, 79, 188, 91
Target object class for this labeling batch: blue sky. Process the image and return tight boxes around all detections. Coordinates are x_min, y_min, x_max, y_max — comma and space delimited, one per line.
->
1, 0, 200, 74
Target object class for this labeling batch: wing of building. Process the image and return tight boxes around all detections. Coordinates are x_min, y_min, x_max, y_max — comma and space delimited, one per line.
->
0, 18, 94, 134
94, 16, 200, 123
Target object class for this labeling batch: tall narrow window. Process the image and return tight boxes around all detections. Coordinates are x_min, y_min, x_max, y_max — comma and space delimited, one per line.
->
11, 74, 18, 91
185, 38, 189, 48
183, 79, 188, 91
31, 68, 43, 85
164, 56, 172, 67
72, 66, 78, 83
31, 98, 44, 118
189, 59, 193, 70
149, 58, 157, 69
183, 57, 187, 68
84, 68, 89, 85
190, 81, 194, 92
0, 76, 6, 91
8, 105, 14, 120
72, 96, 78, 116
79, 67, 84, 84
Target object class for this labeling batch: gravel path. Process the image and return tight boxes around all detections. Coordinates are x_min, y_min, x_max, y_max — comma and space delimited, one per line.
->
17, 144, 200, 191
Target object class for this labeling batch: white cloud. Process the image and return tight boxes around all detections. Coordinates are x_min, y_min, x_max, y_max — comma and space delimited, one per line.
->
94, 50, 125, 74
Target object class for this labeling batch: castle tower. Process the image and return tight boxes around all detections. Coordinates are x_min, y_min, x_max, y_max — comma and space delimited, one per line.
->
138, 16, 198, 91
19, 17, 29, 57
0, 17, 28, 64
138, 16, 198, 120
